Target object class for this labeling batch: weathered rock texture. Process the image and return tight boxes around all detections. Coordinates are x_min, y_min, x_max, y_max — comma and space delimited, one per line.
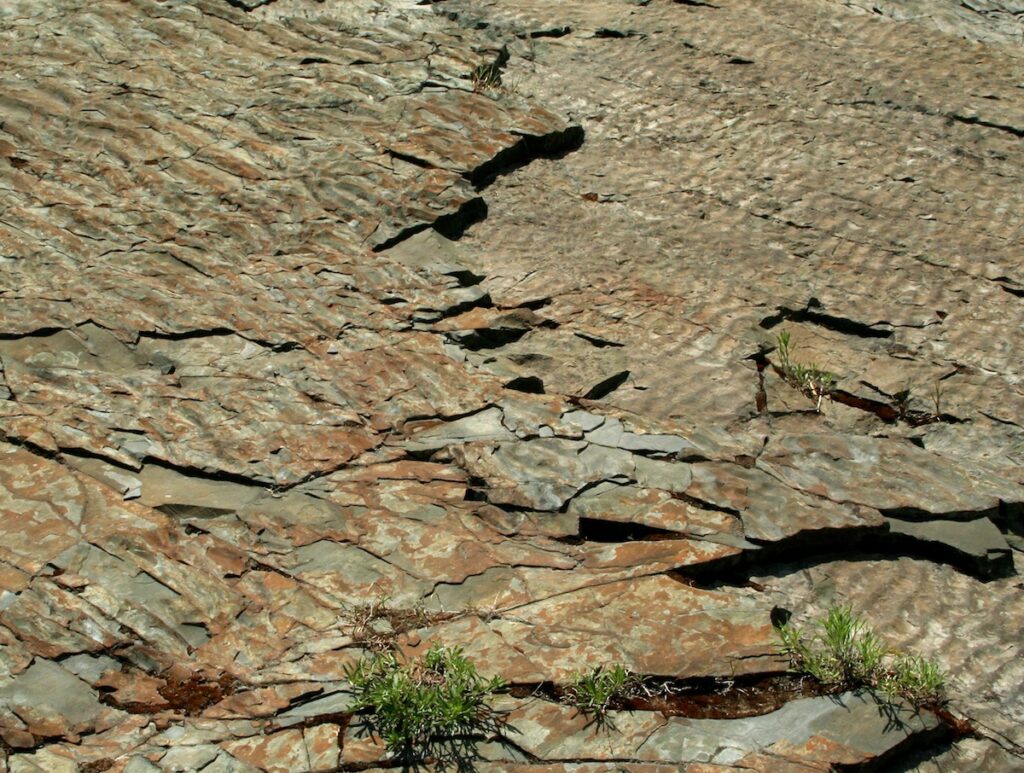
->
0, 0, 1022, 770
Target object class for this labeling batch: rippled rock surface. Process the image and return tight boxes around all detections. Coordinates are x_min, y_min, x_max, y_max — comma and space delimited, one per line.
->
1, 0, 1022, 770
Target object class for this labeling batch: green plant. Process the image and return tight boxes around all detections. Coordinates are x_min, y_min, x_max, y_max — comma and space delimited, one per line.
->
880, 654, 946, 706
564, 663, 642, 718
777, 605, 885, 686
345, 644, 507, 759
775, 605, 945, 707
775, 331, 836, 411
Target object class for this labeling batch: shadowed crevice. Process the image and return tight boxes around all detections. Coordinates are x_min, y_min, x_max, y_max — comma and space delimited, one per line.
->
676, 523, 1014, 585
466, 125, 586, 190
221, 0, 278, 11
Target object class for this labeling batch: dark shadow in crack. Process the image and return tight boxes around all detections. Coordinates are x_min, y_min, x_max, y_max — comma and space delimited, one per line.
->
674, 524, 1015, 586
373, 198, 489, 252
505, 375, 546, 394
582, 369, 630, 400
221, 0, 278, 11
508, 672, 839, 721
467, 126, 586, 190
373, 121, 584, 252
832, 700, 956, 773
759, 301, 894, 339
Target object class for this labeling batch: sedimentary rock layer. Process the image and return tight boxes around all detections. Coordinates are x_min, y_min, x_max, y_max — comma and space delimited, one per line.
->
0, 0, 1022, 770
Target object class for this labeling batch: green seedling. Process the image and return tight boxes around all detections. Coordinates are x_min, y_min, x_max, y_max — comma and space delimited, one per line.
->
775, 331, 836, 411
564, 663, 643, 719
880, 653, 946, 706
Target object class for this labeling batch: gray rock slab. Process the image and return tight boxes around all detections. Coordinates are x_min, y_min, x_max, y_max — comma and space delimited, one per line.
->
885, 515, 1013, 578
641, 691, 938, 764
758, 434, 1024, 520
402, 407, 515, 452
0, 659, 108, 730
452, 437, 635, 510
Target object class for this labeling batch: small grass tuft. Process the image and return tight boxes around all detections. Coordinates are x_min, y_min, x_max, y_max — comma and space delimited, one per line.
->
564, 663, 643, 719
345, 644, 507, 761
932, 380, 944, 418
891, 382, 950, 426
776, 605, 945, 707
775, 331, 836, 411
880, 653, 946, 706
470, 62, 503, 93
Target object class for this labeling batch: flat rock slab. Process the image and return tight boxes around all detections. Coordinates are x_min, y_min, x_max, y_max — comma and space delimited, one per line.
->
758, 433, 1024, 521
1, 0, 1023, 769
534, 690, 937, 766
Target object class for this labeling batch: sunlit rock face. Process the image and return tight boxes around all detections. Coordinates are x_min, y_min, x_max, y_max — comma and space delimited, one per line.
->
0, 0, 1022, 769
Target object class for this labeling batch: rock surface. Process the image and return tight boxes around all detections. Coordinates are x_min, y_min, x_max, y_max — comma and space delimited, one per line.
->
1, 0, 1023, 770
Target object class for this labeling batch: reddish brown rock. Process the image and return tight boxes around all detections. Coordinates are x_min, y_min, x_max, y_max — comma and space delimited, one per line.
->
0, 0, 1022, 769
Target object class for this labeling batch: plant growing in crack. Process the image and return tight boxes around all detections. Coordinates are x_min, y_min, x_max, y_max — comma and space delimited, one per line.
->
471, 61, 504, 94
931, 379, 944, 419
775, 330, 836, 411
345, 644, 508, 766
879, 653, 946, 706
886, 380, 953, 426
776, 605, 946, 707
563, 663, 644, 724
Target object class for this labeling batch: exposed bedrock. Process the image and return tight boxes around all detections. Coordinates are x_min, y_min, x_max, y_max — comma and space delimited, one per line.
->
0, 0, 1022, 770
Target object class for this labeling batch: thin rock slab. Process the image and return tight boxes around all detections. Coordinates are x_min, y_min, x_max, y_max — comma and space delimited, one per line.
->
497, 690, 937, 767
757, 433, 1024, 521
417, 574, 778, 683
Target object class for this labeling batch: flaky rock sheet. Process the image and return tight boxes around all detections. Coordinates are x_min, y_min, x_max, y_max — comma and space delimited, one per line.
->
1, 0, 1022, 770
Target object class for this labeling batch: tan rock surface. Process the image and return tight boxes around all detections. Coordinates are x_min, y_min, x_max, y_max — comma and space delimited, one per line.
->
1, 0, 1022, 769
